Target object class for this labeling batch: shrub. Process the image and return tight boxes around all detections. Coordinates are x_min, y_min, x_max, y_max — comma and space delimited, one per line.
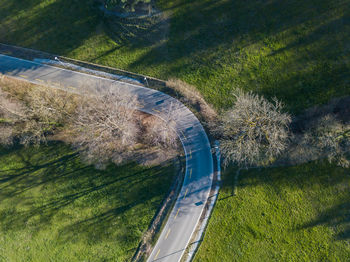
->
166, 79, 218, 131
0, 77, 181, 168
142, 102, 179, 150
217, 90, 291, 167
288, 115, 350, 168
66, 87, 139, 168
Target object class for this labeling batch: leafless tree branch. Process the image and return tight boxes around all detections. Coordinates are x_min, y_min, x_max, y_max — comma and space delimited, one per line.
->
217, 90, 291, 168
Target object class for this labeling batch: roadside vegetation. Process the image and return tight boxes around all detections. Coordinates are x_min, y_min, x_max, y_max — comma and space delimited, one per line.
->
0, 76, 179, 168
0, 143, 175, 261
218, 91, 349, 167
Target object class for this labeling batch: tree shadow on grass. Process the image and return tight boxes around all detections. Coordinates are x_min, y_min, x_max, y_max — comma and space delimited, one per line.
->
230, 160, 349, 193
103, 14, 168, 49
299, 201, 350, 240
0, 142, 174, 250
124, 0, 350, 111
220, 160, 350, 239
96, 10, 170, 66
263, 12, 350, 113
0, 0, 101, 55
127, 0, 341, 66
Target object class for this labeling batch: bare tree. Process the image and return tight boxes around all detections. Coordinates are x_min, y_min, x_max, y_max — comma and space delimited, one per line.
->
0, 86, 27, 146
142, 102, 179, 150
1, 76, 181, 169
0, 81, 77, 146
0, 126, 14, 146
217, 90, 291, 168
0, 86, 27, 120
67, 87, 139, 168
26, 86, 76, 124
18, 86, 77, 145
314, 115, 350, 167
287, 114, 350, 168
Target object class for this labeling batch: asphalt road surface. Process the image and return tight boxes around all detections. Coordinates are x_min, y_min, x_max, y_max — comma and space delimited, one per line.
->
0, 54, 214, 262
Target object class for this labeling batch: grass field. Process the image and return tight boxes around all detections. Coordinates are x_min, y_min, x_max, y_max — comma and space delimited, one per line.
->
1, 1, 349, 261
0, 0, 349, 114
194, 161, 350, 261
0, 142, 175, 262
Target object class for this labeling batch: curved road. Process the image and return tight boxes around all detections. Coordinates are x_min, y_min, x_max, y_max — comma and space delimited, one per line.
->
0, 54, 214, 262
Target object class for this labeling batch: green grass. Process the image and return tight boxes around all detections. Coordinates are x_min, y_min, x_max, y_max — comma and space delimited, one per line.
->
0, 142, 175, 262
195, 161, 350, 261
0, 2, 349, 260
0, 0, 349, 114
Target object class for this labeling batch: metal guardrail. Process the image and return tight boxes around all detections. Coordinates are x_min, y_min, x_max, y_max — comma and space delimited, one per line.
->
0, 43, 166, 89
